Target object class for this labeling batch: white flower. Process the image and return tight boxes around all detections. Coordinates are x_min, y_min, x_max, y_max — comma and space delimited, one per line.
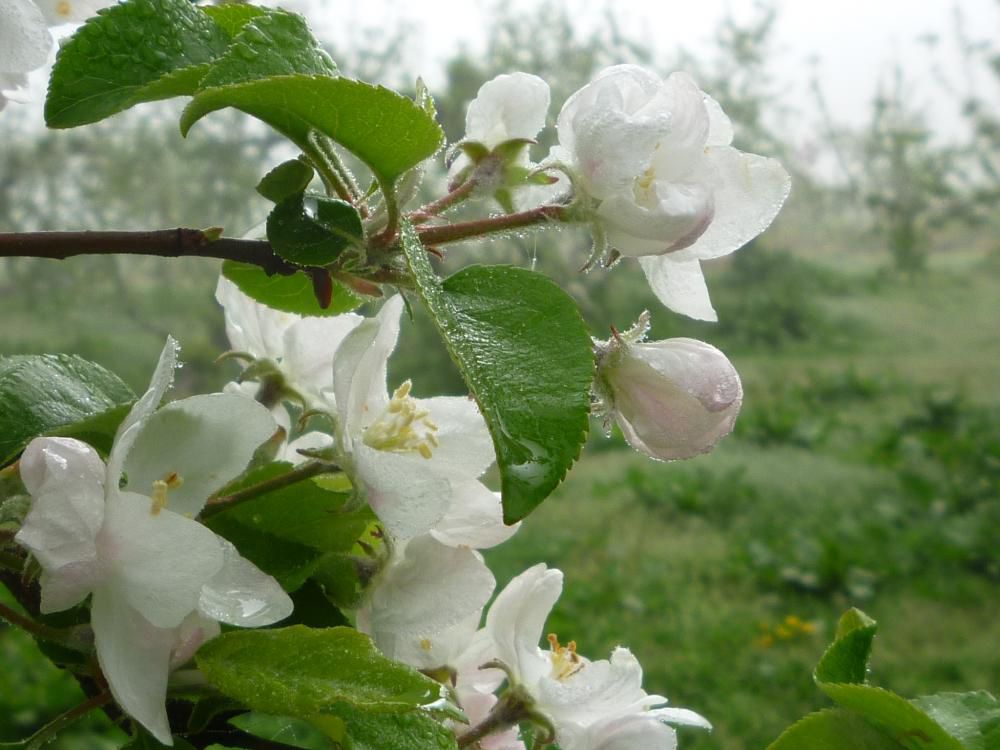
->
332, 295, 513, 542
216, 275, 364, 411
15, 338, 292, 745
465, 73, 551, 151
594, 313, 742, 461
480, 565, 710, 748
555, 65, 791, 321
0, 0, 52, 110
34, 0, 111, 24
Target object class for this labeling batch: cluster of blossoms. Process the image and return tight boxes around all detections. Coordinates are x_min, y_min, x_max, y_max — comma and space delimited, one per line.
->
0, 0, 110, 109
9, 48, 788, 748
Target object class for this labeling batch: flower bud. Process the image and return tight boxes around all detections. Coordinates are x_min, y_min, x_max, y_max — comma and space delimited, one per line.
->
596, 322, 742, 460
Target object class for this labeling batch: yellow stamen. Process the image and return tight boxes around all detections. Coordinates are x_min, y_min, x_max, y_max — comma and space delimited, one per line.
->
56, 0, 72, 16
150, 473, 183, 516
547, 633, 583, 681
362, 381, 440, 459
420, 638, 432, 651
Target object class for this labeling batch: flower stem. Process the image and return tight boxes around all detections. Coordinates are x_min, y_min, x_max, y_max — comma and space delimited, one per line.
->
0, 600, 89, 650
409, 179, 477, 224
416, 204, 568, 247
12, 691, 111, 750
202, 459, 341, 517
456, 685, 535, 748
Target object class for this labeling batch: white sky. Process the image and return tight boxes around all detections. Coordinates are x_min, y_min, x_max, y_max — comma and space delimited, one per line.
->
309, 0, 999, 141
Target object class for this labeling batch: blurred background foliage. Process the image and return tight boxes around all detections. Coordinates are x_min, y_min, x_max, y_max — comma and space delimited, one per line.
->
1, 2, 999, 749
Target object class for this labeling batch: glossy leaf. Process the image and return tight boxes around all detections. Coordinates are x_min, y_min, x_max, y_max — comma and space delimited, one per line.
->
911, 692, 1000, 750
221, 261, 363, 316
257, 159, 316, 203
815, 608, 878, 685
196, 626, 449, 717
401, 222, 593, 522
267, 194, 363, 267
311, 705, 458, 750
201, 4, 267, 36
0, 355, 135, 466
230, 713, 336, 750
767, 709, 905, 750
45, 0, 230, 127
181, 75, 444, 185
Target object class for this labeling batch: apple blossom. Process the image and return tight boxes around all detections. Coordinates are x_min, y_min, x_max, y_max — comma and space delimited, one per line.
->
594, 312, 742, 461
555, 64, 791, 320
0, 0, 52, 110
478, 564, 710, 748
15, 338, 292, 745
332, 295, 512, 541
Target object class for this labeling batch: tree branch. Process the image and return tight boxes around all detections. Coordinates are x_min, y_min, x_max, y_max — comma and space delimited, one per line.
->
0, 229, 298, 276
416, 204, 568, 247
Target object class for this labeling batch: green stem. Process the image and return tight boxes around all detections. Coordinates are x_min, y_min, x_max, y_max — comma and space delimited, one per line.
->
307, 133, 362, 205
0, 601, 87, 650
409, 178, 477, 223
416, 204, 568, 247
202, 460, 340, 517
456, 685, 537, 748
9, 691, 111, 750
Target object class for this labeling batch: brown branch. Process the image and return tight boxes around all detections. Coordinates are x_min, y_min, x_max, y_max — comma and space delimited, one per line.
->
416, 204, 568, 247
0, 229, 298, 276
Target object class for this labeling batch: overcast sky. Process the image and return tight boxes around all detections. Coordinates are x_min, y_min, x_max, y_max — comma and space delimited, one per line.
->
310, 0, 999, 141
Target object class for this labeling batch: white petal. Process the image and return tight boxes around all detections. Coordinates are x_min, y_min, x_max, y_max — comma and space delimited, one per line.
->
485, 564, 563, 688
34, 0, 112, 24
216, 275, 299, 360
703, 94, 733, 147
0, 0, 52, 73
170, 611, 221, 670
466, 72, 550, 148
280, 430, 334, 465
647, 706, 713, 730
596, 182, 713, 257
104, 493, 223, 628
415, 396, 495, 479
670, 146, 791, 262
359, 536, 494, 668
430, 480, 518, 549
282, 313, 364, 406
354, 443, 450, 540
638, 256, 717, 322
15, 439, 105, 572
121, 393, 277, 518
107, 337, 179, 489
37, 564, 102, 613
199, 538, 293, 627
91, 587, 176, 746
333, 296, 403, 438
561, 713, 680, 750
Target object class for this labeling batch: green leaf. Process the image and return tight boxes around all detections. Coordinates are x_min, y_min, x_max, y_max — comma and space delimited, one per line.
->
819, 685, 964, 750
910, 692, 1000, 750
181, 75, 444, 185
222, 261, 363, 316
311, 704, 458, 750
815, 607, 878, 685
196, 626, 449, 718
45, 0, 230, 127
400, 222, 593, 522
258, 159, 316, 203
197, 10, 336, 90
267, 193, 363, 266
230, 713, 336, 750
201, 4, 267, 36
122, 730, 196, 749
0, 354, 135, 466
767, 708, 906, 750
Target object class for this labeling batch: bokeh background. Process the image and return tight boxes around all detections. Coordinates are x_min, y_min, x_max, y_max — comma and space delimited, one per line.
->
1, 1, 998, 748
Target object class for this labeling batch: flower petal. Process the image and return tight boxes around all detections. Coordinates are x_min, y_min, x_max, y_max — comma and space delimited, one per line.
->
484, 564, 563, 688
15, 438, 105, 572
34, 0, 112, 24
199, 538, 293, 627
670, 146, 791, 262
0, 0, 52, 74
430, 480, 519, 549
282, 314, 364, 407
353, 443, 450, 540
104, 493, 223, 628
107, 337, 179, 490
121, 393, 277, 517
638, 256, 717, 322
466, 72, 551, 148
216, 275, 299, 361
415, 396, 496, 479
91, 587, 176, 745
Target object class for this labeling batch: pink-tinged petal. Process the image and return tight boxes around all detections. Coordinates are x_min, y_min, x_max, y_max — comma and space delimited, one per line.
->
605, 338, 742, 461
91, 587, 176, 745
199, 538, 292, 627
107, 337, 179, 489
638, 256, 717, 322
333, 296, 404, 437
15, 439, 105, 573
596, 181, 713, 257
121, 393, 277, 518
359, 536, 494, 669
0, 0, 51, 74
415, 396, 495, 479
485, 564, 563, 688
458, 691, 526, 750
466, 72, 551, 148
170, 611, 221, 670
103, 493, 223, 628
430, 480, 519, 549
671, 146, 791, 262
353, 443, 450, 540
